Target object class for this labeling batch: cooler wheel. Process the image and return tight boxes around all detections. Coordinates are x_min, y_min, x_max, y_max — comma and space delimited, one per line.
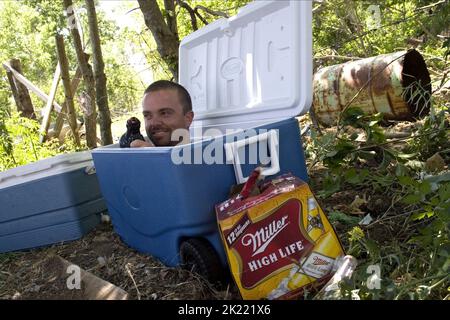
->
180, 238, 223, 285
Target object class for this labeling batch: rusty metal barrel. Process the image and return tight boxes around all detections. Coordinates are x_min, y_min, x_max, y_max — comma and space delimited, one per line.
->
313, 49, 432, 126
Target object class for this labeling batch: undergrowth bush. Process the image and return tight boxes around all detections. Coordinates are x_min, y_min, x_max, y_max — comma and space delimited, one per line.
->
306, 102, 449, 300
0, 111, 83, 171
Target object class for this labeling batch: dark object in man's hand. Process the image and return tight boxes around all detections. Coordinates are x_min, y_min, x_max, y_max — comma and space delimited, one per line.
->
119, 117, 145, 148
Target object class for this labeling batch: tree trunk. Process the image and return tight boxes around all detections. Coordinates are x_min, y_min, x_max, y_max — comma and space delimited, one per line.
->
78, 91, 97, 147
63, 0, 97, 149
137, 0, 180, 81
55, 34, 81, 146
85, 0, 113, 146
53, 66, 80, 140
8, 59, 36, 119
53, 54, 88, 139
4, 67, 22, 114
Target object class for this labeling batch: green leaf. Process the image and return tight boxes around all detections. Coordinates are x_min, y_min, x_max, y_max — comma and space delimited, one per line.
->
419, 181, 432, 196
363, 239, 380, 259
393, 152, 418, 160
335, 139, 356, 152
344, 168, 367, 184
411, 211, 434, 221
368, 127, 386, 144
342, 107, 365, 126
379, 149, 394, 170
318, 175, 342, 198
398, 175, 415, 187
326, 150, 338, 157
360, 169, 370, 179
403, 193, 422, 205
430, 197, 440, 206
408, 234, 433, 246
438, 183, 450, 202
328, 211, 360, 226
395, 164, 409, 177
405, 160, 425, 170
372, 174, 395, 188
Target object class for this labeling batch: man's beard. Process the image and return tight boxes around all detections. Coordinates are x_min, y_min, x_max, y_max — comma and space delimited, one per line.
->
147, 128, 180, 146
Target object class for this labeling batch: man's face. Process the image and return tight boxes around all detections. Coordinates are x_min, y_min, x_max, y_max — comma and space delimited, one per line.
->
142, 89, 193, 146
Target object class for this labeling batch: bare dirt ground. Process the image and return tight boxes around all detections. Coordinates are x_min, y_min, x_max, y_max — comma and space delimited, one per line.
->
0, 221, 240, 300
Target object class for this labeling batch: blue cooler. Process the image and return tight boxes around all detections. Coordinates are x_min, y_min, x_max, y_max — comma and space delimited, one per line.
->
92, 0, 312, 282
0, 151, 107, 253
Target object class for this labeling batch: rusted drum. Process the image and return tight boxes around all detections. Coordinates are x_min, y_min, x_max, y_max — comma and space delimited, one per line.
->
313, 49, 432, 126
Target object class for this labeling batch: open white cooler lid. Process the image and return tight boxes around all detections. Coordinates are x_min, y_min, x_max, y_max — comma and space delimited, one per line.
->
179, 0, 312, 133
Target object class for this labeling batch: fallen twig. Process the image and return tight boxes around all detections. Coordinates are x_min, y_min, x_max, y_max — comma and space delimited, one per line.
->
125, 263, 141, 300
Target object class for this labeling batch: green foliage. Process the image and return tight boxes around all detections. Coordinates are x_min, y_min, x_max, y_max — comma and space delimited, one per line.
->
105, 59, 143, 115
0, 1, 58, 112
401, 173, 450, 241
405, 109, 449, 160
0, 112, 82, 171
308, 104, 449, 299
175, 0, 251, 39
342, 107, 386, 144
308, 130, 355, 170
0, 0, 145, 140
0, 109, 15, 168
328, 210, 360, 226
308, 108, 392, 171
314, 0, 449, 63
339, 211, 449, 300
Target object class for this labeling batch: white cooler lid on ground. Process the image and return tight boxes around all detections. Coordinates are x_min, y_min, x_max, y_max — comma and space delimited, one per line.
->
179, 0, 312, 132
0, 151, 94, 189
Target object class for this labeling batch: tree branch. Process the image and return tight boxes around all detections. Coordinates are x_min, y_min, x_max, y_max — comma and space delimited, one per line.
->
313, 0, 327, 14
164, 0, 178, 36
194, 5, 228, 18
125, 7, 140, 15
137, 0, 180, 80
176, 0, 198, 31
193, 8, 209, 26
415, 0, 447, 12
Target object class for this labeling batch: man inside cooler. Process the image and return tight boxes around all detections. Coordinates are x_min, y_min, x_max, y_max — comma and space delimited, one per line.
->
121, 80, 194, 148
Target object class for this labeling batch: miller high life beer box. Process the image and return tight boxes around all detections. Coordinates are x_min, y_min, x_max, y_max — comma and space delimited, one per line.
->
215, 171, 345, 300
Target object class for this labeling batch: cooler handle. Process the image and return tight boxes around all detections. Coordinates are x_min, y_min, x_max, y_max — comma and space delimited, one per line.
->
84, 165, 96, 175
224, 130, 280, 184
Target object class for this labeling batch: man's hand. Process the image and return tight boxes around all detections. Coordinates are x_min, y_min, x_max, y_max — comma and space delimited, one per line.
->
130, 139, 154, 148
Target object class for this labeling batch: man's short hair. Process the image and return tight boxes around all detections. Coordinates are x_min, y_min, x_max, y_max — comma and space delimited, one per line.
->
144, 80, 192, 114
